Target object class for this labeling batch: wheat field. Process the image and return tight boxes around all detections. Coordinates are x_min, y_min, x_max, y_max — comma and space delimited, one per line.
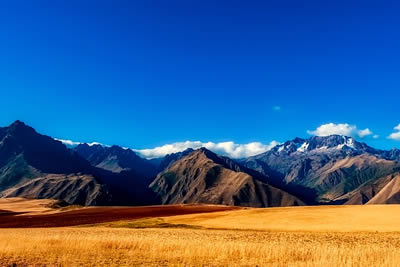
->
1, 227, 400, 266
2, 205, 400, 266
165, 204, 400, 232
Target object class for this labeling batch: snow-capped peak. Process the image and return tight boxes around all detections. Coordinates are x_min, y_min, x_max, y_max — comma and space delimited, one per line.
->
297, 142, 309, 152
272, 135, 365, 155
344, 136, 355, 149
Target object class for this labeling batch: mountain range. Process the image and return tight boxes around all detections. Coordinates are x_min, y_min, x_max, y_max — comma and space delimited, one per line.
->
1, 120, 400, 207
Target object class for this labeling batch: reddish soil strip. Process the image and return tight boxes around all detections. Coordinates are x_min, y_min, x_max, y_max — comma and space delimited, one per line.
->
0, 210, 24, 217
0, 205, 239, 228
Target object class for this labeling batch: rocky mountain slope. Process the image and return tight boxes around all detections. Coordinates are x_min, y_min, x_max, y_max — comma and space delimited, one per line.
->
0, 121, 91, 191
0, 121, 156, 205
334, 173, 400, 205
74, 143, 156, 177
242, 135, 400, 204
156, 148, 194, 172
0, 174, 111, 206
150, 148, 305, 207
3, 120, 400, 208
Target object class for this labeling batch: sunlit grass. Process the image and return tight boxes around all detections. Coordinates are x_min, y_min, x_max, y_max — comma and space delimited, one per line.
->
1, 227, 400, 266
3, 205, 400, 266
165, 204, 400, 232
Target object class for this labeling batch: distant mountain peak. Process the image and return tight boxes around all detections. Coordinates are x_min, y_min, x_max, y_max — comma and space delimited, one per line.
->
11, 120, 26, 126
292, 137, 306, 144
270, 135, 370, 155
156, 148, 196, 172
196, 147, 215, 155
7, 120, 35, 134
157, 148, 195, 161
73, 143, 156, 177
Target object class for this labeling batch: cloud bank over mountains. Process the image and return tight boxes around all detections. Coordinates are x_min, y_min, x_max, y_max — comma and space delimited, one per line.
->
56, 122, 400, 159
307, 123, 373, 138
55, 139, 106, 147
56, 138, 280, 159
134, 140, 280, 159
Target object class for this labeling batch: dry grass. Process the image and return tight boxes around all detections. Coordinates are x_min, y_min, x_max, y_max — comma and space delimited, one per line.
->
165, 204, 400, 232
2, 205, 400, 266
0, 197, 58, 215
1, 227, 400, 266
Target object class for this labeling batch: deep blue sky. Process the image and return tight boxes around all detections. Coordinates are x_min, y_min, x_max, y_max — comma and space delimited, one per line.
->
1, 1, 400, 150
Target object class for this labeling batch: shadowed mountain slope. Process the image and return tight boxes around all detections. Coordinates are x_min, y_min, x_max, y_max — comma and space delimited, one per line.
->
0, 174, 112, 206
0, 121, 157, 206
74, 144, 157, 178
156, 148, 195, 172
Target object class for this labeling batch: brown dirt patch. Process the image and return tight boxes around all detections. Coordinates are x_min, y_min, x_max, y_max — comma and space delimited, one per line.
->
0, 204, 239, 228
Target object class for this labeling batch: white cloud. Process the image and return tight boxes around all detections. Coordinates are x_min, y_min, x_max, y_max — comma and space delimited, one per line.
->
87, 142, 107, 146
135, 140, 280, 159
388, 124, 400, 140
373, 134, 379, 139
55, 138, 81, 146
358, 128, 372, 138
56, 137, 280, 159
55, 138, 107, 147
307, 123, 373, 138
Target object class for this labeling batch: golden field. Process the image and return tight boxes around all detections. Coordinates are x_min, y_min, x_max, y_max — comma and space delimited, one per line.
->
165, 204, 400, 232
1, 227, 400, 266
2, 204, 400, 266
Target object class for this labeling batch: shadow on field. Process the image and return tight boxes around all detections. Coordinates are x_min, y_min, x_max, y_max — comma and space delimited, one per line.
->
0, 205, 239, 228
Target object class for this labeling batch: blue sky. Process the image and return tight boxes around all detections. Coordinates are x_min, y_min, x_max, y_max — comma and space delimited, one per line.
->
1, 1, 400, 156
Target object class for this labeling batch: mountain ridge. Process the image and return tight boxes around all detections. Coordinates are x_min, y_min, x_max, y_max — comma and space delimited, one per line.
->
2, 120, 400, 208
0, 121, 158, 206
150, 148, 305, 207
242, 135, 400, 204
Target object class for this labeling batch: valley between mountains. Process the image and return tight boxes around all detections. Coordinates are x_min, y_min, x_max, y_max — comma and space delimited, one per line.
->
1, 120, 400, 207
